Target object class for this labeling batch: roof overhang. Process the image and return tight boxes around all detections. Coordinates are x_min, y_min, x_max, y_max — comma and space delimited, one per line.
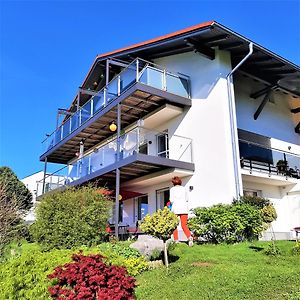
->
79, 21, 300, 98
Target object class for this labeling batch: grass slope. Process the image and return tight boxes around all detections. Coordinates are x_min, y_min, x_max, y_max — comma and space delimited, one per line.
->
136, 241, 300, 300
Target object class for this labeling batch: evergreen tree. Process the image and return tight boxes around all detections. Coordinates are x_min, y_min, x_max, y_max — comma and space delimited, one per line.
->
0, 167, 33, 210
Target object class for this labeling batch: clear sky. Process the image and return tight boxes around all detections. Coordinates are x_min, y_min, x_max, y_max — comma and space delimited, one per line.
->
0, 0, 299, 179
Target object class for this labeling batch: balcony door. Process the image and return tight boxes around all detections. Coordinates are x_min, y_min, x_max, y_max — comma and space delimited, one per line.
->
156, 131, 169, 158
156, 188, 170, 210
137, 195, 148, 221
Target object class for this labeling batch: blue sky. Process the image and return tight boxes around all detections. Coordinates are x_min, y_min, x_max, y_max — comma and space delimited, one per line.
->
0, 0, 299, 179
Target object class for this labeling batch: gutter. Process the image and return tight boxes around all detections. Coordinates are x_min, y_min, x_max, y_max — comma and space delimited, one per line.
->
226, 42, 253, 199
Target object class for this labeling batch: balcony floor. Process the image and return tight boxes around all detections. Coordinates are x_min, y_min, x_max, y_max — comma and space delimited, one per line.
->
69, 153, 195, 188
41, 82, 191, 164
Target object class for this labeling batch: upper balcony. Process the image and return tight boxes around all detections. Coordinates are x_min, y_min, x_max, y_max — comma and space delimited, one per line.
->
40, 58, 191, 164
37, 126, 194, 194
238, 129, 300, 186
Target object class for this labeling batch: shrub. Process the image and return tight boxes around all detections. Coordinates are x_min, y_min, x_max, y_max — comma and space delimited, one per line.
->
292, 241, 300, 255
48, 253, 136, 300
140, 207, 179, 267
264, 243, 281, 256
140, 207, 179, 242
30, 186, 113, 250
97, 243, 148, 276
233, 195, 277, 229
0, 244, 73, 299
188, 204, 264, 243
0, 241, 146, 299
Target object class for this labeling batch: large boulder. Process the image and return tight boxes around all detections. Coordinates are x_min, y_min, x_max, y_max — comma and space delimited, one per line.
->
130, 235, 164, 260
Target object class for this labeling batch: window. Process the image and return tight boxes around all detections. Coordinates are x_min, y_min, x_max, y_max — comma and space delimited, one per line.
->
137, 196, 148, 220
156, 188, 170, 210
119, 202, 123, 223
243, 189, 262, 197
157, 131, 169, 158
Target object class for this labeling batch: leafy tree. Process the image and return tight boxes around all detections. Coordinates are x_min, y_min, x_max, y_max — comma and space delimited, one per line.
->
30, 186, 113, 250
140, 207, 179, 267
0, 166, 32, 210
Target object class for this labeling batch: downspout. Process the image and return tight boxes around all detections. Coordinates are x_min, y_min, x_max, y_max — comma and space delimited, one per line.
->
226, 42, 253, 199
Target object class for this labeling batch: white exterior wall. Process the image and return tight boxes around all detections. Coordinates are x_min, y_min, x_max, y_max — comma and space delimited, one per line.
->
234, 74, 300, 145
234, 74, 300, 238
154, 50, 237, 207
21, 171, 64, 223
243, 180, 300, 239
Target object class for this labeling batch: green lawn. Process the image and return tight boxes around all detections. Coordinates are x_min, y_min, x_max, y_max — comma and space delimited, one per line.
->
135, 241, 300, 300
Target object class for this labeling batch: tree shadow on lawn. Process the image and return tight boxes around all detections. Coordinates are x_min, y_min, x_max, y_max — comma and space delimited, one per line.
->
249, 245, 265, 252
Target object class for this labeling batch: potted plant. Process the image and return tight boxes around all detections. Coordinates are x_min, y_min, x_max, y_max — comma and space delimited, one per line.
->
276, 159, 288, 174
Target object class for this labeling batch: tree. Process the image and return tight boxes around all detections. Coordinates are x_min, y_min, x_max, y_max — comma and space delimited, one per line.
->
0, 181, 24, 253
140, 207, 179, 267
0, 167, 32, 210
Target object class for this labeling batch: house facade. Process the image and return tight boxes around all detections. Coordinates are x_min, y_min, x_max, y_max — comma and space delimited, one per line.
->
39, 21, 300, 239
22, 171, 64, 223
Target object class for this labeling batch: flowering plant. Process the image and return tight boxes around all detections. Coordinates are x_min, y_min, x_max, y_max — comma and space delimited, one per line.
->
48, 253, 136, 300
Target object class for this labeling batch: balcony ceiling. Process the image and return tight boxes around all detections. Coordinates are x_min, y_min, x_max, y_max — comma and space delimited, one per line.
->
69, 153, 195, 189
40, 83, 191, 164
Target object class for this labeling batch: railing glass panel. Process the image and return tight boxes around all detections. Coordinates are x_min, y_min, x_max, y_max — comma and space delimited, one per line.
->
139, 66, 164, 90
42, 58, 191, 153
166, 72, 189, 98
93, 91, 105, 113
239, 140, 300, 179
40, 127, 193, 194
81, 101, 92, 124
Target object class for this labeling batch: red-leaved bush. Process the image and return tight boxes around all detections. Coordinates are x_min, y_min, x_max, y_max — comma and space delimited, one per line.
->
48, 253, 136, 300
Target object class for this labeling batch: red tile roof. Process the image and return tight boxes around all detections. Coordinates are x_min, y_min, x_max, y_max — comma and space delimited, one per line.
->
96, 20, 215, 59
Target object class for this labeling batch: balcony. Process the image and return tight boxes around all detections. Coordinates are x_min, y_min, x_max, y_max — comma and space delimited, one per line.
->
239, 139, 300, 185
37, 127, 194, 194
40, 59, 191, 164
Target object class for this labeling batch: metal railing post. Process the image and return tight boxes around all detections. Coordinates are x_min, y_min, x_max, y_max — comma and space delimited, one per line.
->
163, 69, 167, 91
136, 59, 139, 82
90, 98, 94, 117
118, 76, 121, 96
104, 88, 107, 106
42, 157, 47, 194
59, 125, 62, 141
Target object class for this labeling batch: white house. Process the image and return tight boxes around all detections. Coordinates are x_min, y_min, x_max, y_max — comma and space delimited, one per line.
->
21, 171, 64, 223
39, 21, 300, 239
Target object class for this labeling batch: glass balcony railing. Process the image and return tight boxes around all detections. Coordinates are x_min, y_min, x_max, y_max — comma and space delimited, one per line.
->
42, 58, 191, 153
37, 127, 193, 194
239, 139, 300, 179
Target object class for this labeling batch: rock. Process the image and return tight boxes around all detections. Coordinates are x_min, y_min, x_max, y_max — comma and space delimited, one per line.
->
130, 235, 164, 260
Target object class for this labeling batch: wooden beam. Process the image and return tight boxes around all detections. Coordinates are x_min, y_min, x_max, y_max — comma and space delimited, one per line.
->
291, 107, 300, 114
129, 95, 160, 106
200, 34, 230, 46
250, 85, 278, 99
184, 38, 215, 60
254, 91, 271, 120
219, 42, 244, 50
295, 122, 300, 133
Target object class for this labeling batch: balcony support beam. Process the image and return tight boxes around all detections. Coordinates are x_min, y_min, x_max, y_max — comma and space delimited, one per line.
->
42, 157, 48, 194
115, 103, 121, 238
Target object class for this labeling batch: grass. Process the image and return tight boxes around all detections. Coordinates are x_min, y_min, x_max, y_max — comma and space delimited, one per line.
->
135, 241, 300, 300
